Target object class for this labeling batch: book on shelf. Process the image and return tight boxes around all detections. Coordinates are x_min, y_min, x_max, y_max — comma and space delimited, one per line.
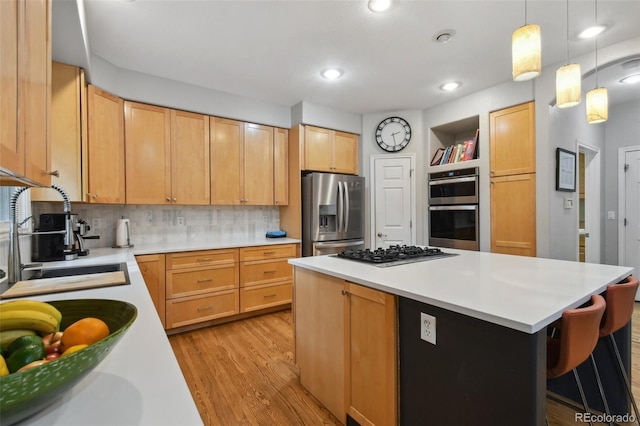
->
430, 129, 479, 166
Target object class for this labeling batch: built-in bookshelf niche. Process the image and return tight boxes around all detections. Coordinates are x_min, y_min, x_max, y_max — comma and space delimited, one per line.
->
429, 115, 480, 168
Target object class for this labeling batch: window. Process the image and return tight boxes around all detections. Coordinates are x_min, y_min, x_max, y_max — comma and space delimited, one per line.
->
0, 186, 31, 232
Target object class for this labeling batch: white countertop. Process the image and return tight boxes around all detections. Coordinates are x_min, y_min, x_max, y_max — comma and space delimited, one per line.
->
289, 248, 634, 334
0, 237, 300, 425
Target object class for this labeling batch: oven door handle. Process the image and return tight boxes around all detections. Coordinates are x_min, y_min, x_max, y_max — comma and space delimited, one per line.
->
429, 205, 478, 211
429, 176, 477, 185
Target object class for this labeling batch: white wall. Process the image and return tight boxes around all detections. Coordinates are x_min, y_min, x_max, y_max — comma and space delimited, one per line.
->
604, 99, 640, 264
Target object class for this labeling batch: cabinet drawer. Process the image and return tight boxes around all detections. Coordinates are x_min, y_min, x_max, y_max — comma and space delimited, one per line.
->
167, 264, 238, 298
240, 259, 292, 287
240, 282, 292, 313
165, 289, 239, 329
166, 249, 238, 270
239, 244, 296, 262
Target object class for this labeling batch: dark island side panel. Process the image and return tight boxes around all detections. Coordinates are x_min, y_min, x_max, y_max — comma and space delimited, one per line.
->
399, 297, 546, 426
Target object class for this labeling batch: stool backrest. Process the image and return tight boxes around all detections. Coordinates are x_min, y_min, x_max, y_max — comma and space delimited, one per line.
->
547, 294, 606, 378
600, 276, 639, 337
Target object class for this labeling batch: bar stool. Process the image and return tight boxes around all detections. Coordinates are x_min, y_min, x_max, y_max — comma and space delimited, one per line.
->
590, 275, 639, 422
547, 294, 606, 426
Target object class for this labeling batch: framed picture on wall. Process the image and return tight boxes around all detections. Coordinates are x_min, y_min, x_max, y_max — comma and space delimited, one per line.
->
556, 148, 576, 192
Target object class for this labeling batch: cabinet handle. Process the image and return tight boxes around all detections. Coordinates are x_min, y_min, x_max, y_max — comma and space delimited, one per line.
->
48, 170, 59, 177
263, 270, 277, 274
263, 251, 275, 256
197, 305, 214, 311
197, 278, 213, 283
263, 294, 277, 298
341, 289, 349, 296
197, 258, 213, 262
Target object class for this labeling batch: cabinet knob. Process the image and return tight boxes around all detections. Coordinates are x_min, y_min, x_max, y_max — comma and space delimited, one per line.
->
341, 289, 349, 296
90, 194, 98, 199
173, 197, 177, 202
48, 170, 59, 178
166, 197, 171, 202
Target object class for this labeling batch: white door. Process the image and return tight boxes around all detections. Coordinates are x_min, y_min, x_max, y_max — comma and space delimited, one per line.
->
371, 156, 415, 249
621, 149, 640, 299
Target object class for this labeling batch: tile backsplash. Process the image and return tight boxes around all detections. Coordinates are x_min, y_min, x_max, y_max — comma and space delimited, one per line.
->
30, 203, 281, 249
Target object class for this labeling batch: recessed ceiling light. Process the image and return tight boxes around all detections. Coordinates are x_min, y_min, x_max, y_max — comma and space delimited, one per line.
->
432, 29, 456, 44
368, 0, 391, 12
577, 25, 607, 39
440, 82, 461, 91
620, 73, 640, 84
321, 68, 343, 80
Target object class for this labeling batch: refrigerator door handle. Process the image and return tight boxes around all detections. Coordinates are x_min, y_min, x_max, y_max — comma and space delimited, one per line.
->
343, 181, 350, 233
337, 181, 343, 234
314, 240, 364, 248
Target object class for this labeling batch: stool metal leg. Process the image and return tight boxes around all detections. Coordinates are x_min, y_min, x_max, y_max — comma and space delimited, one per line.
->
573, 368, 594, 426
589, 353, 613, 426
609, 334, 640, 421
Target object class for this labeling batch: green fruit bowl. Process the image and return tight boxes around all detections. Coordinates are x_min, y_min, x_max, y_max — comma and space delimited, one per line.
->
0, 299, 137, 425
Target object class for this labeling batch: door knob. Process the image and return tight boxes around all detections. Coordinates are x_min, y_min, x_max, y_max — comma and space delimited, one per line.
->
377, 232, 387, 238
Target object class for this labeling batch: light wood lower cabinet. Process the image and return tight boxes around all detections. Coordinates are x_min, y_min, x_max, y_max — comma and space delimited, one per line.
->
135, 254, 166, 328
165, 249, 239, 329
294, 268, 397, 426
138, 244, 298, 331
239, 244, 296, 313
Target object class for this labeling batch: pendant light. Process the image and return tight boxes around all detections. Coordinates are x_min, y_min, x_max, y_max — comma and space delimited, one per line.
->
586, 0, 608, 123
556, 0, 581, 108
512, 0, 541, 81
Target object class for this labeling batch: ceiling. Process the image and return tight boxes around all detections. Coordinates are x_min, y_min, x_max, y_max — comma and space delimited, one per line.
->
66, 0, 640, 114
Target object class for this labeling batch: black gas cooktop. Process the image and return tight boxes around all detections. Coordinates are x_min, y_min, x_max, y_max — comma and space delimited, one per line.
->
337, 245, 457, 267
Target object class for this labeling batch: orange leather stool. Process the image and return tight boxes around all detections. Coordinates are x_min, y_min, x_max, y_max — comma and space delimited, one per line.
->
547, 294, 606, 425
589, 276, 639, 423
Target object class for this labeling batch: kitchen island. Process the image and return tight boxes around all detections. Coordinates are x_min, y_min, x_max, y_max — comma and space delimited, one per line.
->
290, 248, 634, 426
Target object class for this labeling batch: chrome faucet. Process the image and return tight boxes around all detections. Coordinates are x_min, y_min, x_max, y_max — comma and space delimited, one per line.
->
7, 184, 77, 285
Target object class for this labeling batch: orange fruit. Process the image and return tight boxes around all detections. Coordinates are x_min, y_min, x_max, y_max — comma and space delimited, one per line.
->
60, 318, 109, 352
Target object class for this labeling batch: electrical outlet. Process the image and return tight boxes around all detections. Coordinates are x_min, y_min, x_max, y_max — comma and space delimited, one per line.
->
177, 216, 184, 226
263, 215, 268, 224
420, 312, 436, 345
92, 218, 101, 230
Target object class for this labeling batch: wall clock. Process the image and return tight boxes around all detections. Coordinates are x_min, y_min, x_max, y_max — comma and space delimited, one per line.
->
375, 116, 412, 152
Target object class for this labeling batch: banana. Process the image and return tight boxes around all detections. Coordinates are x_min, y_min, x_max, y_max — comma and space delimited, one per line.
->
0, 310, 59, 334
0, 329, 37, 349
0, 300, 62, 324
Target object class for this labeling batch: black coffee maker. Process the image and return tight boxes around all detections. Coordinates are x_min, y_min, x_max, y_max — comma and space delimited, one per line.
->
32, 213, 96, 261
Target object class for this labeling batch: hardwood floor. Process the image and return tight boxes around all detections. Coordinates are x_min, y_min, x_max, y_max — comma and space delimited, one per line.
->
170, 304, 640, 426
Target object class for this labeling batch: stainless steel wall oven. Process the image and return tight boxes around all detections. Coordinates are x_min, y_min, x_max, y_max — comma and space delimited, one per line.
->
428, 167, 479, 251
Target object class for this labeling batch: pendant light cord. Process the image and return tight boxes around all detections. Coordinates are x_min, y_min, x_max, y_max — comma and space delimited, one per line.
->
594, 0, 599, 87
565, 0, 570, 64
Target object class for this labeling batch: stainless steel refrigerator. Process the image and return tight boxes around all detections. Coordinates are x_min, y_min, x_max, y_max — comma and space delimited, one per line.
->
302, 172, 365, 256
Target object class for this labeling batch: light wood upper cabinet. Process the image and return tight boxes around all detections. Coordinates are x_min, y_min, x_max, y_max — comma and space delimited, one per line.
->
125, 102, 210, 205
170, 110, 210, 205
210, 119, 275, 205
304, 125, 358, 175
0, 0, 21, 177
0, 0, 51, 186
274, 127, 289, 206
125, 101, 171, 204
210, 117, 243, 204
489, 101, 535, 177
86, 85, 125, 204
244, 123, 273, 205
32, 62, 85, 202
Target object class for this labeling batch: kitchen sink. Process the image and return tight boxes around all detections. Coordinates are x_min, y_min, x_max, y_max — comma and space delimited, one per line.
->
27, 262, 130, 285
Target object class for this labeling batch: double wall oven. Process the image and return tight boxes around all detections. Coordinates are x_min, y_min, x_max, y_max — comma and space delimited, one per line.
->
428, 167, 479, 251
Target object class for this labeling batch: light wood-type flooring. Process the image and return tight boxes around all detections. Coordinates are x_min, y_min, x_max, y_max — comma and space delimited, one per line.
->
169, 305, 640, 426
